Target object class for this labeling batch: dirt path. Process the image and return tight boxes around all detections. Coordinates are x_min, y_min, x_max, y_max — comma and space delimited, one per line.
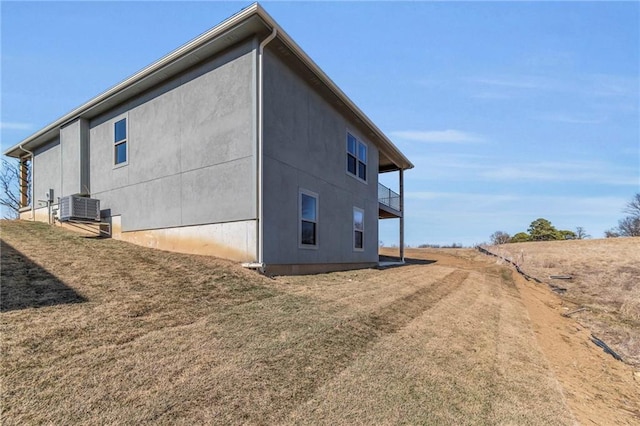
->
514, 272, 640, 424
391, 248, 640, 425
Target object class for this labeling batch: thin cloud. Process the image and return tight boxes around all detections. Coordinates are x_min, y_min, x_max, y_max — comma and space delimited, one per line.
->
403, 155, 638, 187
469, 92, 512, 100
481, 161, 639, 186
402, 191, 630, 246
406, 191, 518, 203
471, 76, 553, 90
1, 122, 32, 130
587, 73, 639, 98
537, 113, 605, 124
390, 130, 483, 144
465, 75, 550, 100
470, 73, 638, 99
406, 191, 626, 205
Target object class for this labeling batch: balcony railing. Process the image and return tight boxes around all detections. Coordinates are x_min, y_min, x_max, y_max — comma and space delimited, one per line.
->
378, 183, 400, 212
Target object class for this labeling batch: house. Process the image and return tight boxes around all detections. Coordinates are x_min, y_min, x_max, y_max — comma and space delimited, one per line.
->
3, 3, 413, 274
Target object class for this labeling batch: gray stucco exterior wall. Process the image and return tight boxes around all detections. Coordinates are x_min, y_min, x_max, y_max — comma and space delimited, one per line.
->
84, 38, 257, 233
33, 138, 62, 205
60, 118, 90, 196
261, 50, 380, 266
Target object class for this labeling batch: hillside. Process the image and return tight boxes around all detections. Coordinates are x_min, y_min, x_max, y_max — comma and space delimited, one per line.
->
486, 237, 640, 366
1, 221, 639, 424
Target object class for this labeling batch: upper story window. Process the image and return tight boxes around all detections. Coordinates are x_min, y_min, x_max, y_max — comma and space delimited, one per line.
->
347, 132, 367, 182
299, 189, 318, 248
114, 118, 127, 166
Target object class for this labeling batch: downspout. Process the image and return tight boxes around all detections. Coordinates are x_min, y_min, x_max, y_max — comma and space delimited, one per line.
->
257, 27, 277, 269
18, 144, 35, 221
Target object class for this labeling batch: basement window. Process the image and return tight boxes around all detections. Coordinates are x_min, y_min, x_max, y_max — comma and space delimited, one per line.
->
347, 132, 367, 182
114, 118, 127, 166
299, 189, 318, 248
354, 207, 364, 250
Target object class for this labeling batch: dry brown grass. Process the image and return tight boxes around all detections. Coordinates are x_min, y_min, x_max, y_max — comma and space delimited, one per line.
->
487, 237, 640, 366
0, 220, 621, 424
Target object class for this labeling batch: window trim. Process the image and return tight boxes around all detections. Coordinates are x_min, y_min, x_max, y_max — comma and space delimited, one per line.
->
298, 188, 319, 249
113, 114, 129, 168
346, 131, 368, 183
353, 206, 365, 251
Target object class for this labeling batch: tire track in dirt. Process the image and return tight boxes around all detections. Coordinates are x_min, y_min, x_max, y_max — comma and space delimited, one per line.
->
284, 268, 480, 424
274, 264, 454, 311
366, 269, 469, 334
242, 269, 471, 423
483, 268, 576, 424
287, 263, 574, 424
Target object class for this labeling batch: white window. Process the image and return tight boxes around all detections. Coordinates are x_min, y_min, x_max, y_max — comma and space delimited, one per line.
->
299, 189, 318, 248
353, 207, 364, 250
114, 117, 128, 166
347, 132, 367, 181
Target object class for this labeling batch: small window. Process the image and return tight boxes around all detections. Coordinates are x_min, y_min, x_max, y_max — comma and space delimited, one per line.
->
346, 132, 367, 181
114, 118, 127, 165
300, 189, 318, 248
354, 207, 364, 250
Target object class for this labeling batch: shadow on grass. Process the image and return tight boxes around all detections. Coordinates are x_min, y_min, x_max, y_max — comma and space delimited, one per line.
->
405, 257, 437, 265
1, 239, 87, 312
378, 255, 437, 266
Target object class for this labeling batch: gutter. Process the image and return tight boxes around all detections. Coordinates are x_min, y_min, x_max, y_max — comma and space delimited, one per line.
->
257, 27, 277, 271
18, 144, 35, 220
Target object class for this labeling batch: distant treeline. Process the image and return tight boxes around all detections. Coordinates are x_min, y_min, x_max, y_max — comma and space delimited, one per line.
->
490, 193, 640, 244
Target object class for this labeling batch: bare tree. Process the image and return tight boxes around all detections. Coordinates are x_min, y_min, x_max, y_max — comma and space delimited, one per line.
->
604, 228, 620, 238
490, 231, 511, 245
612, 193, 640, 237
617, 216, 640, 237
0, 158, 29, 219
575, 226, 590, 239
623, 193, 640, 217
1, 159, 20, 218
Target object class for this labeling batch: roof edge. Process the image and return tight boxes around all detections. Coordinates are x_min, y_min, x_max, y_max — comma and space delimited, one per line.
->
4, 2, 413, 170
4, 3, 261, 158
253, 4, 413, 170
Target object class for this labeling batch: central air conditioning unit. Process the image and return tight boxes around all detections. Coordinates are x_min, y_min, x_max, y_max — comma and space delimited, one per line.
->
59, 195, 101, 222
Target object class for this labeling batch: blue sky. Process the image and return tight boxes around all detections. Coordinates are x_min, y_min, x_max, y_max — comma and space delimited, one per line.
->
2, 1, 638, 246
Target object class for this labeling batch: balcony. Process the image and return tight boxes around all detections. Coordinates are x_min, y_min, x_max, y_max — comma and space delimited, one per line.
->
378, 183, 401, 218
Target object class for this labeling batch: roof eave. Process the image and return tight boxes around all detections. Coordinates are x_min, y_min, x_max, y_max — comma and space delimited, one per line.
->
4, 3, 263, 158
4, 3, 413, 171
254, 5, 413, 170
